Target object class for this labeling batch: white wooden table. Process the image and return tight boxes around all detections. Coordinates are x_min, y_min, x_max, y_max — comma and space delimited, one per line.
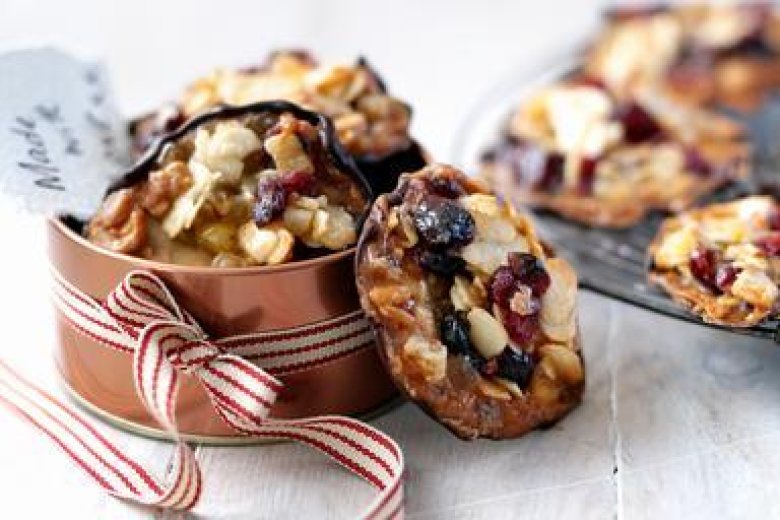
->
3, 1, 780, 518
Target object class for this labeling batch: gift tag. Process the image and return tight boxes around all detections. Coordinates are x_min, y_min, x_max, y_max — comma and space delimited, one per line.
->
0, 48, 130, 217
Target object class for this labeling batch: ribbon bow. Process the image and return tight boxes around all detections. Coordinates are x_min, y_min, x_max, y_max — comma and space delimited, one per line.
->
0, 270, 403, 519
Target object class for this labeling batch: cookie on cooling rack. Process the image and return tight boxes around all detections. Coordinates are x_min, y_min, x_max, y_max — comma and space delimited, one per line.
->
481, 79, 749, 228
356, 164, 584, 439
649, 196, 780, 327
584, 4, 780, 110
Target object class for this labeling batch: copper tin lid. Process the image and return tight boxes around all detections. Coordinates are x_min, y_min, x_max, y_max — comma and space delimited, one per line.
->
48, 218, 397, 441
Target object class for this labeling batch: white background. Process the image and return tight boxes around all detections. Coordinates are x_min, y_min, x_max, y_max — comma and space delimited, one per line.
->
4, 1, 780, 519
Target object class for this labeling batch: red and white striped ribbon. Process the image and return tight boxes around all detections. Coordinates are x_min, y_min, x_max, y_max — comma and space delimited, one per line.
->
0, 269, 403, 519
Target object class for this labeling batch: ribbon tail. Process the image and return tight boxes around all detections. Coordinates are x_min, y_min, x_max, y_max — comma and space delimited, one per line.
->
0, 359, 199, 510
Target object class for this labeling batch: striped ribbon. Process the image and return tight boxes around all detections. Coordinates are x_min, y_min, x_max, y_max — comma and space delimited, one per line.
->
0, 269, 404, 518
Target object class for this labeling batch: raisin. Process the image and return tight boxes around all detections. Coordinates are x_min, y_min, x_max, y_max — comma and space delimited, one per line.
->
508, 252, 551, 296
253, 178, 286, 226
413, 197, 475, 248
616, 102, 663, 144
429, 176, 466, 199
419, 250, 467, 277
689, 247, 722, 292
440, 312, 472, 355
496, 347, 535, 388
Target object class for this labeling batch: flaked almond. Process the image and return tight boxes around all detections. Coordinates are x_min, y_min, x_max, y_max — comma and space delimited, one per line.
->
450, 276, 486, 311
530, 363, 561, 405
495, 377, 524, 398
467, 308, 509, 359
540, 258, 578, 342
476, 379, 512, 400
539, 344, 583, 385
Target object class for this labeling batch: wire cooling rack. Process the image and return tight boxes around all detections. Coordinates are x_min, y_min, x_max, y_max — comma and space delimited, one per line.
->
452, 54, 780, 342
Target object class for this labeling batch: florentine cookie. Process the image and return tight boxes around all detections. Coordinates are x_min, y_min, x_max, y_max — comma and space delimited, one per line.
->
649, 196, 780, 326
356, 164, 584, 439
87, 101, 370, 267
482, 80, 748, 227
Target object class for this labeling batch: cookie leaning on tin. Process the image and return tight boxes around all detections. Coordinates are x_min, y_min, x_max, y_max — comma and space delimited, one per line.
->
356, 164, 584, 439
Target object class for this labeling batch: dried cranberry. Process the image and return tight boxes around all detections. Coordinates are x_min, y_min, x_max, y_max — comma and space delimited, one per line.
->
413, 197, 475, 248
716, 264, 741, 291
689, 247, 721, 292
279, 170, 315, 195
503, 312, 540, 346
768, 207, 780, 231
508, 252, 551, 296
440, 313, 472, 356
488, 266, 517, 307
418, 250, 466, 277
756, 232, 780, 256
253, 178, 286, 226
578, 157, 598, 195
616, 102, 663, 144
684, 148, 712, 177
496, 347, 535, 388
537, 153, 565, 193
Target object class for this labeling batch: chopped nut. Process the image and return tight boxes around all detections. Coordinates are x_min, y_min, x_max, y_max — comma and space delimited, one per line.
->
211, 252, 249, 268
476, 379, 512, 400
141, 161, 193, 217
283, 205, 316, 236
458, 194, 531, 276
308, 205, 357, 250
724, 243, 768, 271
237, 221, 294, 265
654, 224, 698, 269
450, 275, 486, 311
729, 268, 778, 309
509, 285, 535, 316
530, 359, 561, 404
305, 65, 368, 102
87, 188, 148, 254
467, 308, 509, 359
540, 258, 578, 342
90, 188, 136, 229
494, 377, 524, 398
197, 222, 237, 254
283, 195, 356, 250
539, 344, 583, 385
192, 122, 262, 185
264, 129, 314, 175
700, 217, 747, 244
87, 203, 147, 254
368, 284, 413, 309
402, 333, 446, 383
162, 161, 218, 238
